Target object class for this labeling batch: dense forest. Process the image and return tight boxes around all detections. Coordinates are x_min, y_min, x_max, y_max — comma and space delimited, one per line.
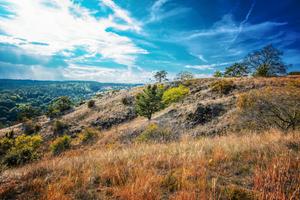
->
0, 79, 138, 128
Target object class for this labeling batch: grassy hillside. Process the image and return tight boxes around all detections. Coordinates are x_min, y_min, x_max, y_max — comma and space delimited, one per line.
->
0, 76, 299, 199
0, 79, 139, 128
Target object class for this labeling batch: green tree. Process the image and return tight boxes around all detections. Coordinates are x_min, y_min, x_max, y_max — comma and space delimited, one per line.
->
175, 71, 194, 81
154, 70, 168, 83
224, 63, 249, 77
135, 85, 164, 120
17, 104, 39, 121
213, 70, 223, 78
244, 44, 288, 77
47, 96, 73, 118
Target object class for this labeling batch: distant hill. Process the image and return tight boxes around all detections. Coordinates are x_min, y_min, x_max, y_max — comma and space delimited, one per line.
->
0, 79, 140, 128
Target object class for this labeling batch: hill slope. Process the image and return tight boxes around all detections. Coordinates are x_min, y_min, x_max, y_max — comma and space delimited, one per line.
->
0, 76, 299, 200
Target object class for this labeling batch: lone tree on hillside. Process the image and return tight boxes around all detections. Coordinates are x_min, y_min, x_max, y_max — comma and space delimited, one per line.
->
154, 70, 168, 83
135, 85, 164, 120
244, 44, 288, 77
224, 63, 249, 77
175, 71, 194, 81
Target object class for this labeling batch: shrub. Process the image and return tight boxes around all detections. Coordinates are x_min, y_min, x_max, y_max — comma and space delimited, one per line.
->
22, 120, 40, 135
288, 71, 300, 75
79, 128, 99, 144
50, 135, 71, 155
1, 134, 42, 166
162, 85, 189, 106
210, 80, 235, 94
0, 137, 14, 157
87, 99, 95, 108
237, 86, 300, 131
136, 123, 173, 142
53, 120, 68, 135
121, 96, 134, 106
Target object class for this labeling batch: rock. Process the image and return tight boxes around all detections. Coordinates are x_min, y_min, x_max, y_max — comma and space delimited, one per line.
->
91, 108, 136, 129
186, 103, 224, 127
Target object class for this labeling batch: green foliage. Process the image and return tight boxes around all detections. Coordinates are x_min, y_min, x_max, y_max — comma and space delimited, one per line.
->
154, 70, 168, 83
1, 134, 42, 166
87, 99, 95, 108
253, 64, 271, 77
213, 70, 223, 77
136, 123, 173, 142
135, 85, 164, 120
288, 71, 300, 75
17, 104, 39, 121
53, 120, 68, 135
79, 128, 99, 144
210, 80, 235, 94
50, 135, 71, 155
162, 85, 189, 105
47, 96, 73, 118
224, 63, 249, 77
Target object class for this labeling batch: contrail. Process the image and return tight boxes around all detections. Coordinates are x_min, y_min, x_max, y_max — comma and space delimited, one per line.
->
228, 0, 256, 47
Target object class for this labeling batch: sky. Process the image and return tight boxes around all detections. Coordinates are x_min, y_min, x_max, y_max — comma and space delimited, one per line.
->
0, 0, 299, 83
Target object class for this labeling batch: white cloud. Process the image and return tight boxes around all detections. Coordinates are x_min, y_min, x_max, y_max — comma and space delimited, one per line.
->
0, 0, 147, 66
186, 14, 287, 40
185, 65, 214, 70
63, 64, 152, 83
101, 0, 142, 32
185, 61, 237, 70
147, 0, 190, 23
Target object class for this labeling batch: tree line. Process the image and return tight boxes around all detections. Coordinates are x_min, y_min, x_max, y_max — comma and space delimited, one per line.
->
154, 45, 297, 82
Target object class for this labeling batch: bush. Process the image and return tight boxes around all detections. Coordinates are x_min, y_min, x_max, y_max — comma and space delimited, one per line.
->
53, 120, 68, 135
210, 80, 235, 94
50, 135, 71, 155
1, 134, 42, 166
87, 99, 95, 108
288, 71, 300, 75
136, 123, 173, 142
121, 96, 134, 106
162, 85, 189, 106
22, 120, 40, 135
237, 86, 300, 131
79, 128, 99, 144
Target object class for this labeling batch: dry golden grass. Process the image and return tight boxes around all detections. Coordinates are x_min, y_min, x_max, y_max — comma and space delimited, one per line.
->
1, 129, 299, 200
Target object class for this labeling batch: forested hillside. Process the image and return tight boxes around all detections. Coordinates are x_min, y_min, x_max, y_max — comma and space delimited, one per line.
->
0, 80, 139, 128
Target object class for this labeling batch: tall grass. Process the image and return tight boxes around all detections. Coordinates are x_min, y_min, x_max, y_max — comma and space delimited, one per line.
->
1, 130, 299, 199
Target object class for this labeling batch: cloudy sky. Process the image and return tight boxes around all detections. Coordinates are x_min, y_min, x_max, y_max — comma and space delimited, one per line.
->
0, 0, 299, 83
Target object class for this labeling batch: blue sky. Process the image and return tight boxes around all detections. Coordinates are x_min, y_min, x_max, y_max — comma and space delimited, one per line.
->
0, 0, 299, 83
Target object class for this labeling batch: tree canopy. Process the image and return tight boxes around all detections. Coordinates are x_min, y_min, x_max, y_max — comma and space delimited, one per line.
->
175, 71, 194, 81
224, 63, 249, 77
154, 70, 168, 83
244, 44, 288, 77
